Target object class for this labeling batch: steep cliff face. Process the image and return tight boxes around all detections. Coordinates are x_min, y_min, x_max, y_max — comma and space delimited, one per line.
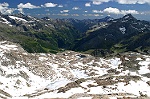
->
0, 41, 150, 99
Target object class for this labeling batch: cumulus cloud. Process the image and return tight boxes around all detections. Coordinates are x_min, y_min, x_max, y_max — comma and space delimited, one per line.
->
103, 7, 139, 15
42, 3, 57, 7
17, 3, 40, 13
72, 7, 80, 10
103, 7, 120, 14
92, 7, 139, 15
85, 3, 91, 7
0, 2, 9, 7
18, 3, 40, 9
0, 2, 15, 14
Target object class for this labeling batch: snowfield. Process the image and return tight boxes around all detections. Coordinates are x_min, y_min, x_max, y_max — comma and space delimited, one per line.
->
9, 16, 28, 23
0, 41, 150, 99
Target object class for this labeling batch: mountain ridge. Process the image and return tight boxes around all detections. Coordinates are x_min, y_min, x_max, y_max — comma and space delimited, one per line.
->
73, 14, 150, 56
0, 13, 149, 55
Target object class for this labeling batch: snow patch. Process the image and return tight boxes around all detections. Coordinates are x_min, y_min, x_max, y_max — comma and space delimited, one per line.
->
71, 69, 88, 78
9, 16, 27, 22
119, 27, 126, 34
46, 78, 71, 90
77, 97, 93, 99
36, 87, 85, 98
0, 17, 10, 24
0, 44, 18, 51
109, 58, 122, 69
116, 80, 150, 97
138, 58, 150, 74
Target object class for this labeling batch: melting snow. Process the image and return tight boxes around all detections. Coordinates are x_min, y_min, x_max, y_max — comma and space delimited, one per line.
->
78, 97, 93, 99
71, 69, 88, 78
0, 41, 150, 98
116, 80, 150, 96
36, 87, 85, 98
109, 58, 122, 69
0, 44, 18, 51
46, 78, 71, 90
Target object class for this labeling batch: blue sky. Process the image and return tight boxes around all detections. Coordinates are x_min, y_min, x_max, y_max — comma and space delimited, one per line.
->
0, 0, 150, 20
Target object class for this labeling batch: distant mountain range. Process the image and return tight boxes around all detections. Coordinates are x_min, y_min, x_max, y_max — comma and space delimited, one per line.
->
73, 14, 150, 56
0, 13, 149, 55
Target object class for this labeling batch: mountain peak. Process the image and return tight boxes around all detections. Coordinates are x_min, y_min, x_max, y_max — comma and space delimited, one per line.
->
122, 14, 136, 20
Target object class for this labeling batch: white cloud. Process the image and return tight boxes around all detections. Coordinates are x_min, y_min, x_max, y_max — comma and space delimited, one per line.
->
104, 7, 120, 14
58, 5, 63, 7
85, 11, 88, 13
0, 2, 15, 14
18, 3, 40, 9
4, 8, 14, 14
72, 7, 79, 10
115, 0, 150, 4
60, 10, 69, 13
103, 7, 139, 15
42, 3, 57, 7
93, 1, 102, 5
0, 2, 9, 7
91, 0, 150, 5
121, 10, 139, 15
85, 3, 91, 7
92, 10, 103, 13
17, 3, 40, 13
92, 0, 111, 5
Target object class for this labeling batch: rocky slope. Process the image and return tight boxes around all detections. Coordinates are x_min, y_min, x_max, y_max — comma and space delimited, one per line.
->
0, 40, 150, 99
